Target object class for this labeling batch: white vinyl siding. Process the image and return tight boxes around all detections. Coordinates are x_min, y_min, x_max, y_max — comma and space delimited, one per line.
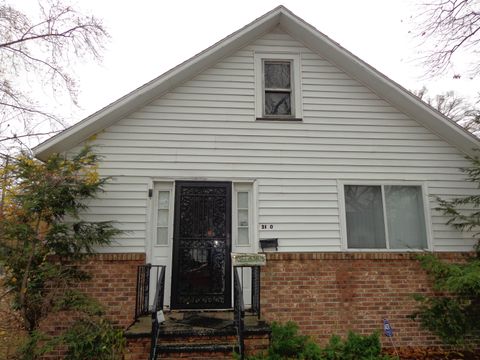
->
77, 27, 478, 253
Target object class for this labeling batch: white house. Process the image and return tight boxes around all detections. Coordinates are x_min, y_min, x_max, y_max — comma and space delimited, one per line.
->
34, 6, 479, 355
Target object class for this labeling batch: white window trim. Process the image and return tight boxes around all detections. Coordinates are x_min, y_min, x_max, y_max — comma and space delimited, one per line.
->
232, 183, 254, 247
151, 182, 175, 248
337, 180, 433, 252
254, 52, 302, 120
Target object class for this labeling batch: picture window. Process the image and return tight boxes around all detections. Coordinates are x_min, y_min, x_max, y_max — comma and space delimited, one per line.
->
344, 185, 428, 249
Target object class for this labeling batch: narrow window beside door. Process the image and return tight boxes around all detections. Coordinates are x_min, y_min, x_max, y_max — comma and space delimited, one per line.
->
156, 191, 170, 245
233, 183, 254, 246
237, 191, 249, 245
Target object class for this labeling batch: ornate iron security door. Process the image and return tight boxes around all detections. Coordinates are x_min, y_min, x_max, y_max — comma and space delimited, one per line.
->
171, 181, 232, 309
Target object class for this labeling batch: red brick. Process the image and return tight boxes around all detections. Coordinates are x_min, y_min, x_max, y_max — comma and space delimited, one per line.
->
39, 253, 145, 358
260, 251, 469, 348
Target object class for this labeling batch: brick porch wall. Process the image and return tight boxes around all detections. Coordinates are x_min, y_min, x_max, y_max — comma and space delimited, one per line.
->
75, 253, 146, 328
40, 253, 145, 360
36, 251, 471, 358
39, 252, 145, 359
261, 252, 468, 348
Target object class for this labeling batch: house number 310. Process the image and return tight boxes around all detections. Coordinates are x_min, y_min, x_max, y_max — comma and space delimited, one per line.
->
260, 224, 274, 230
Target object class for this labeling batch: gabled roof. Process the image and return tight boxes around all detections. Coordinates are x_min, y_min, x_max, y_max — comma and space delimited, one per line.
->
34, 5, 479, 160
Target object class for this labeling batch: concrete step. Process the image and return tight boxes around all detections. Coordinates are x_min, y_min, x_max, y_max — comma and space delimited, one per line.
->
157, 342, 239, 353
156, 333, 237, 344
125, 311, 270, 359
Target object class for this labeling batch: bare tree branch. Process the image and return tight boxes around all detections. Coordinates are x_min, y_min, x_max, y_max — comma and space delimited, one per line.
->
414, 0, 480, 78
0, 130, 62, 143
415, 87, 480, 136
0, 0, 109, 155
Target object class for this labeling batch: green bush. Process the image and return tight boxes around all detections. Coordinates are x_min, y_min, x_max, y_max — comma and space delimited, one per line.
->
321, 331, 393, 360
268, 322, 322, 359
241, 322, 395, 360
62, 318, 125, 360
18, 317, 125, 360
0, 147, 124, 359
409, 156, 480, 347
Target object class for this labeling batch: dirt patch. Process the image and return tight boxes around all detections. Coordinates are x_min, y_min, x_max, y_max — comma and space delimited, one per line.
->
0, 279, 26, 359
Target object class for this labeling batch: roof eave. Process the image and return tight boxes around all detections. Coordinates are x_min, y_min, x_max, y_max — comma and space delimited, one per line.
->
34, 6, 286, 160
34, 6, 480, 160
280, 9, 479, 156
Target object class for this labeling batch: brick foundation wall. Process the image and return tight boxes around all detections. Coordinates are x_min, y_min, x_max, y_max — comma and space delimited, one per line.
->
39, 252, 145, 354
125, 337, 151, 360
36, 253, 145, 360
75, 253, 146, 328
261, 252, 468, 348
34, 250, 473, 357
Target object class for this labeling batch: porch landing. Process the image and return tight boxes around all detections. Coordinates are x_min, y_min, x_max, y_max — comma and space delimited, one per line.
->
125, 311, 271, 359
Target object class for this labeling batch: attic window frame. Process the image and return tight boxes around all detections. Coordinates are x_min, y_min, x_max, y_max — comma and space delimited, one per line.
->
254, 52, 302, 121
263, 60, 293, 117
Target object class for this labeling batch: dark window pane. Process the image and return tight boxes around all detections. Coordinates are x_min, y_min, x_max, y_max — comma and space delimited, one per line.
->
265, 62, 291, 89
265, 92, 291, 115
345, 185, 386, 248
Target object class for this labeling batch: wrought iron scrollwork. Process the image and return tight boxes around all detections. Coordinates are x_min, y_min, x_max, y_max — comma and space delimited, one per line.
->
172, 182, 231, 309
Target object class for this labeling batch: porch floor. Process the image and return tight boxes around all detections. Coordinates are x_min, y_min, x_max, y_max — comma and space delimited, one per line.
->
126, 310, 270, 338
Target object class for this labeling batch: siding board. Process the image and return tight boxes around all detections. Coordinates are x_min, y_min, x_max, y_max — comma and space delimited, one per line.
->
95, 140, 454, 153
109, 123, 430, 134
96, 169, 468, 182
98, 132, 445, 145
96, 147, 463, 161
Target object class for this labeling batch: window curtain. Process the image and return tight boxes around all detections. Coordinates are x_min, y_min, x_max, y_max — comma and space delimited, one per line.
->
345, 185, 386, 248
385, 186, 427, 249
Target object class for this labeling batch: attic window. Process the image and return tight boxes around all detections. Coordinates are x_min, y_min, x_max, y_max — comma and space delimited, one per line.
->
264, 61, 292, 116
254, 53, 302, 121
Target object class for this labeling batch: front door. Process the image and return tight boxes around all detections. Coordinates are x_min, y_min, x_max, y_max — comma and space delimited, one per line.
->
171, 181, 232, 309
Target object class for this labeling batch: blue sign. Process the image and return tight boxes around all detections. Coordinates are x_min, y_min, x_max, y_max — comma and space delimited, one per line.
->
383, 319, 393, 337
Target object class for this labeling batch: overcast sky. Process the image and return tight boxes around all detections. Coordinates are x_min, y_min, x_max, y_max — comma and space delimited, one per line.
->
24, 0, 480, 128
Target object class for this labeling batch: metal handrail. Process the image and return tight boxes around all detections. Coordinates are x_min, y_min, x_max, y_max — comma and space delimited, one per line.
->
150, 265, 166, 360
251, 266, 261, 318
234, 265, 262, 359
135, 264, 151, 320
233, 267, 245, 360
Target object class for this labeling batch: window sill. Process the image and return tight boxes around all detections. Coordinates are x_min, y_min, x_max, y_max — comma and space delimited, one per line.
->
256, 117, 303, 122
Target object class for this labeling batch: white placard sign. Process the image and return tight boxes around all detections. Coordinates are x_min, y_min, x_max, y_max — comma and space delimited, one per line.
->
231, 253, 266, 267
